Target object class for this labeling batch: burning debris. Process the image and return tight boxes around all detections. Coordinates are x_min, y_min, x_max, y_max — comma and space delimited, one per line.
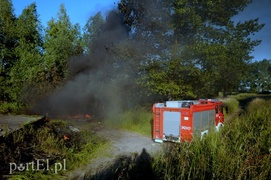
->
64, 134, 70, 140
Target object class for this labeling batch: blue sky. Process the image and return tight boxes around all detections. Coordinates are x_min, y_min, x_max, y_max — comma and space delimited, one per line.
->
13, 0, 117, 27
12, 0, 270, 61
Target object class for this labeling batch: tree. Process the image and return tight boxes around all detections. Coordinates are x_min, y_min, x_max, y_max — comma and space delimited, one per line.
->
82, 12, 104, 55
0, 0, 17, 102
5, 3, 44, 105
118, 0, 264, 99
243, 59, 271, 92
188, 19, 264, 97
118, 0, 181, 100
43, 4, 83, 87
172, 0, 264, 97
119, 0, 174, 57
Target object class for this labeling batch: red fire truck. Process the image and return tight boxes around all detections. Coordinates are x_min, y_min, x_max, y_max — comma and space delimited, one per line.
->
152, 99, 224, 143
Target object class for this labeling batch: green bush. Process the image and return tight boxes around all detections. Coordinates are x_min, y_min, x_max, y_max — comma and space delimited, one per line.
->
0, 101, 22, 114
222, 97, 239, 114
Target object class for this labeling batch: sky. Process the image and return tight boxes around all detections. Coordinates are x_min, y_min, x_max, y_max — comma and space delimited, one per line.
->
13, 0, 118, 26
12, 0, 271, 61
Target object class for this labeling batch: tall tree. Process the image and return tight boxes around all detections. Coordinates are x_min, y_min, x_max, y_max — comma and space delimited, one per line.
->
173, 0, 264, 97
187, 19, 264, 97
82, 11, 104, 55
6, 3, 43, 104
43, 4, 83, 87
118, 0, 182, 100
118, 0, 264, 99
0, 0, 17, 101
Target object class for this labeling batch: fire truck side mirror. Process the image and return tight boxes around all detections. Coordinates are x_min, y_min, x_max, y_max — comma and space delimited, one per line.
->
221, 104, 229, 114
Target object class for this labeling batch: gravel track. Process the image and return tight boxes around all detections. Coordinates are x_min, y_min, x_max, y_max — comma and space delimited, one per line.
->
65, 120, 162, 179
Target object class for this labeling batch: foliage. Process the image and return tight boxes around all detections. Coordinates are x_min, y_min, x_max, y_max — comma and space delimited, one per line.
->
0, 0, 17, 72
0, 3, 86, 112
173, 1, 263, 97
118, 0, 264, 99
0, 101, 22, 114
241, 59, 271, 92
141, 57, 199, 99
0, 1, 44, 111
0, 0, 17, 103
42, 4, 84, 86
5, 3, 43, 107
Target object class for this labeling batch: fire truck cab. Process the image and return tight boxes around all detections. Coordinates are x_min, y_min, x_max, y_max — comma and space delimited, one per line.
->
152, 99, 224, 143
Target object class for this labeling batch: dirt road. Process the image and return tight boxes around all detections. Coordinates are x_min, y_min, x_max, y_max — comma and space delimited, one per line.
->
65, 120, 162, 179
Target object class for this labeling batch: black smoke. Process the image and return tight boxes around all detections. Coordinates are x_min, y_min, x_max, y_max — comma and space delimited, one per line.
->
33, 11, 135, 118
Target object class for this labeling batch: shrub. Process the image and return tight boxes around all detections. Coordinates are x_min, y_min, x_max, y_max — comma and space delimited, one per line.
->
0, 101, 22, 114
222, 97, 239, 114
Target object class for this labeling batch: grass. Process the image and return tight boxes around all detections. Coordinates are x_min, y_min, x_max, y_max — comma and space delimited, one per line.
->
228, 93, 258, 100
104, 106, 153, 137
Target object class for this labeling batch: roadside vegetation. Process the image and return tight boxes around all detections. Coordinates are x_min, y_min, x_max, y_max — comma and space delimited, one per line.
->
152, 98, 271, 179
0, 119, 108, 179
104, 107, 153, 137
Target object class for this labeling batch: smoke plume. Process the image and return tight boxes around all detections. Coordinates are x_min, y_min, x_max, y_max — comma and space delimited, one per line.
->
34, 11, 133, 118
